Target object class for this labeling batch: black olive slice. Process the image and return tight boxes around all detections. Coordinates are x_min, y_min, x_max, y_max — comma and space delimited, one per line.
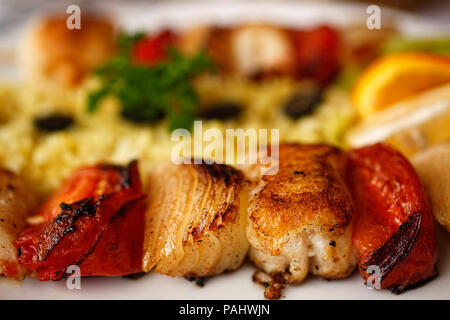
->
283, 86, 323, 119
121, 108, 165, 124
198, 102, 242, 120
34, 114, 74, 132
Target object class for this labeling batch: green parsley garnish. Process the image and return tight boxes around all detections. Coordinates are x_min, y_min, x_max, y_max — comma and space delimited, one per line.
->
87, 32, 214, 131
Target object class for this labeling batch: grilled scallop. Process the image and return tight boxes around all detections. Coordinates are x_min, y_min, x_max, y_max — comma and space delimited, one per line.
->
20, 14, 115, 87
0, 169, 36, 279
245, 144, 358, 285
142, 162, 249, 278
229, 24, 296, 77
178, 24, 296, 77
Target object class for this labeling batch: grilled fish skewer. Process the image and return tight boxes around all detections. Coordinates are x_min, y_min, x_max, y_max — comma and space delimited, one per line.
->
245, 144, 358, 285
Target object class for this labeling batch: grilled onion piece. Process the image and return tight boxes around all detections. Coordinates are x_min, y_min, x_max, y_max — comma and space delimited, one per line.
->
412, 142, 450, 232
0, 169, 36, 279
142, 162, 249, 278
245, 144, 358, 285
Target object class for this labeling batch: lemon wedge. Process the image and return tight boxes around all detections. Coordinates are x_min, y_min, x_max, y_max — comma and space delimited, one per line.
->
346, 83, 450, 156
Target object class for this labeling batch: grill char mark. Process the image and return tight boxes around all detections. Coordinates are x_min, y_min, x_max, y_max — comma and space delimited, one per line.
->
188, 161, 244, 239
361, 211, 422, 290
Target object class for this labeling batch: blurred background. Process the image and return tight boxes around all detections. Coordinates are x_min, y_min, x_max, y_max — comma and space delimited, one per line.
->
0, 0, 449, 25
0, 0, 448, 77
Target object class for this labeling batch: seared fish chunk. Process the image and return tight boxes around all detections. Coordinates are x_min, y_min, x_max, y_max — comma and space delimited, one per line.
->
142, 162, 249, 278
0, 169, 36, 279
246, 144, 358, 284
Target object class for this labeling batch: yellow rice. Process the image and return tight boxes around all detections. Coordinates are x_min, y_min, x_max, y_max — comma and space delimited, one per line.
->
0, 75, 355, 199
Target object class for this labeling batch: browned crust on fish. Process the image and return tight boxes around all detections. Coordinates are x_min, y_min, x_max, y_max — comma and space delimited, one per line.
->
249, 144, 353, 243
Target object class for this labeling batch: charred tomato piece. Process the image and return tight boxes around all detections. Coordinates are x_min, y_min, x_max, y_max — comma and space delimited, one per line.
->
291, 26, 340, 86
15, 161, 146, 280
346, 143, 437, 293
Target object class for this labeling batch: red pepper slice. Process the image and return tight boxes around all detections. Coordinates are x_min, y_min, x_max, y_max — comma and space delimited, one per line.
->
15, 161, 145, 280
346, 143, 437, 293
132, 30, 176, 65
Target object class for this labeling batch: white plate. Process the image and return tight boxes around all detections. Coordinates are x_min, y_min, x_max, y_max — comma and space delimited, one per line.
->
1, 0, 449, 300
1, 225, 449, 300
